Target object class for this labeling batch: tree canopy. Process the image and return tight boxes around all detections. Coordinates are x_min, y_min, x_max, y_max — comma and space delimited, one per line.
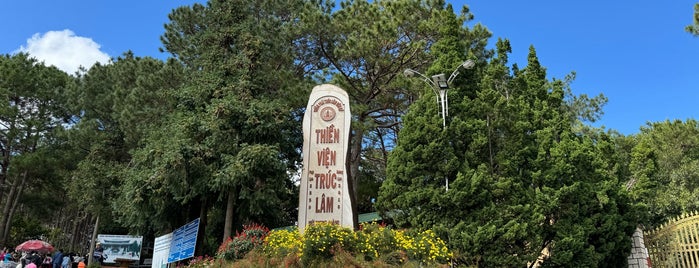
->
2, 1, 690, 265
687, 3, 699, 36
628, 119, 699, 227
377, 42, 637, 266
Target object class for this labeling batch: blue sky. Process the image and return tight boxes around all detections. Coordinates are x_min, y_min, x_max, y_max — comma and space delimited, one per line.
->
1, 1, 697, 135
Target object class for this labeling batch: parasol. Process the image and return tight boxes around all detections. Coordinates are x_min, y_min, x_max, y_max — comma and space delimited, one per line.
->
15, 240, 54, 253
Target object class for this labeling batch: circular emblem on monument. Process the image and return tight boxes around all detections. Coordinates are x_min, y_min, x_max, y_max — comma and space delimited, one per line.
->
320, 107, 336, 121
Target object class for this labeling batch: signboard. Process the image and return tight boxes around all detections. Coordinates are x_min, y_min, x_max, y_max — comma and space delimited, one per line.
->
96, 234, 143, 263
167, 218, 199, 263
298, 84, 354, 232
152, 233, 172, 268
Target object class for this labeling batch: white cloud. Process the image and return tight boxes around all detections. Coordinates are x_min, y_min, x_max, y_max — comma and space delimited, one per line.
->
16, 29, 110, 74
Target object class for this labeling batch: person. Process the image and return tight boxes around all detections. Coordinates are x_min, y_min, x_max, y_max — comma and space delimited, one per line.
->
25, 261, 36, 268
51, 250, 62, 268
28, 252, 41, 268
70, 255, 80, 268
60, 254, 69, 268
19, 252, 28, 268
4, 249, 13, 262
92, 244, 105, 265
41, 254, 51, 268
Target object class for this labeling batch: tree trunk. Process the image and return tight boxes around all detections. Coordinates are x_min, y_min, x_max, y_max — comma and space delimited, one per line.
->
88, 215, 99, 265
347, 124, 364, 230
0, 171, 27, 244
0, 179, 16, 245
69, 211, 85, 251
4, 176, 26, 240
223, 188, 236, 242
195, 197, 208, 257
77, 216, 91, 254
0, 145, 10, 202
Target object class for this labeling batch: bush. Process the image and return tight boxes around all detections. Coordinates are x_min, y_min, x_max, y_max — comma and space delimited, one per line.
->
301, 222, 358, 264
407, 229, 452, 263
263, 227, 303, 257
183, 255, 217, 268
205, 222, 453, 266
217, 223, 270, 260
261, 222, 452, 266
356, 222, 397, 261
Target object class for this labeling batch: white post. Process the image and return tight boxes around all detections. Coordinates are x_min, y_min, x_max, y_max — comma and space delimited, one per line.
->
439, 89, 447, 128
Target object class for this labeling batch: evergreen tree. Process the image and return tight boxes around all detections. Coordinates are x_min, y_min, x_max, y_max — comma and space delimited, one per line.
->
687, 3, 699, 36
300, 0, 492, 223
119, 0, 308, 249
628, 119, 699, 227
378, 42, 637, 266
0, 53, 76, 245
58, 52, 186, 258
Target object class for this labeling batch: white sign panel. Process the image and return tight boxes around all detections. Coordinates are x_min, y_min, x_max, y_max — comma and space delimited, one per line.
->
97, 234, 143, 263
298, 84, 354, 232
152, 233, 172, 268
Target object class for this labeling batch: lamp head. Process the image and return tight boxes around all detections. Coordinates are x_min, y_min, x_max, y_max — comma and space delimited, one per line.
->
403, 69, 415, 77
461, 59, 475, 69
431, 74, 448, 89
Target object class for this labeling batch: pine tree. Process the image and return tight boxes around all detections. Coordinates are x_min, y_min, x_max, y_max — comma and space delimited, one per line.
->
378, 43, 637, 266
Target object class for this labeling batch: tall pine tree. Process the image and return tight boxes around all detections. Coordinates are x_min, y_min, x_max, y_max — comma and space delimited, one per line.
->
378, 42, 637, 266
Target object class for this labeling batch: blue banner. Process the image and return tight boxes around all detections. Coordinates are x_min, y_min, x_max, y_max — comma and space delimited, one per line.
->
167, 218, 199, 263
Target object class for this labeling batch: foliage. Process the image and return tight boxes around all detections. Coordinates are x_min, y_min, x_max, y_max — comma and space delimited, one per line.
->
217, 223, 269, 260
298, 0, 494, 222
115, 0, 308, 243
301, 222, 358, 263
183, 255, 218, 268
0, 53, 76, 245
628, 119, 699, 227
261, 222, 451, 266
0, 0, 666, 263
64, 52, 186, 241
687, 3, 699, 36
406, 230, 451, 263
377, 40, 637, 267
263, 228, 303, 258
8, 215, 49, 245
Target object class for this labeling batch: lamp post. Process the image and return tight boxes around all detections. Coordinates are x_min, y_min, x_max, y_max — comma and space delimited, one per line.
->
403, 60, 475, 128
404, 60, 475, 191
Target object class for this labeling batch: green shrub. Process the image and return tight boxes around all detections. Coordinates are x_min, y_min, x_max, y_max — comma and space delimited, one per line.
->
261, 222, 452, 266
301, 222, 358, 264
183, 255, 217, 268
217, 223, 269, 260
263, 227, 303, 257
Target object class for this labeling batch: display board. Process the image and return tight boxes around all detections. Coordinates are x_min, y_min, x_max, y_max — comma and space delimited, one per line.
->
167, 218, 200, 263
152, 233, 172, 268
97, 234, 143, 263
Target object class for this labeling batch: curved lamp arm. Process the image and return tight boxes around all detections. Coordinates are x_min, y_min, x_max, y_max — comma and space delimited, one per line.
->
447, 59, 475, 84
404, 68, 438, 90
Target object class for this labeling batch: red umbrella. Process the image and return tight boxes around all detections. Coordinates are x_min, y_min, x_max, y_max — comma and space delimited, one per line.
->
15, 240, 54, 253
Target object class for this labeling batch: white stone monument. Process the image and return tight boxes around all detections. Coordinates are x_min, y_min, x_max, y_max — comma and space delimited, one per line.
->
297, 84, 354, 232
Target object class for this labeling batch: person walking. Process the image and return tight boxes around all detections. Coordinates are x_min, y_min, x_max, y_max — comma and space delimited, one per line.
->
51, 250, 62, 268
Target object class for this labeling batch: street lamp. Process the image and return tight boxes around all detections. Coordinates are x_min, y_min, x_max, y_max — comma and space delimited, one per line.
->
404, 60, 475, 192
404, 59, 475, 128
